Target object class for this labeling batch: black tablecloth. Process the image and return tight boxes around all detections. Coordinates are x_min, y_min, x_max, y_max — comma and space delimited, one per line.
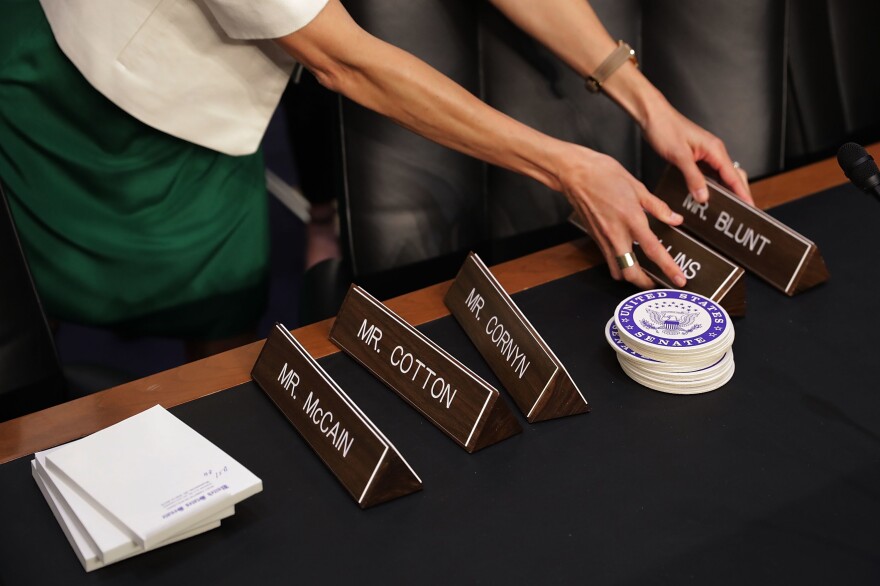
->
2, 184, 879, 585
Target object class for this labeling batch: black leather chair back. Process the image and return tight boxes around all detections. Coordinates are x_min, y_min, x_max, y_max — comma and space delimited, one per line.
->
330, 0, 876, 283
641, 1, 787, 186
0, 183, 66, 421
786, 0, 880, 164
480, 0, 641, 241
339, 0, 485, 277
336, 0, 794, 279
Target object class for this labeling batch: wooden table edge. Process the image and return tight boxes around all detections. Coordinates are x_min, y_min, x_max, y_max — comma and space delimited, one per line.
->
1, 144, 875, 464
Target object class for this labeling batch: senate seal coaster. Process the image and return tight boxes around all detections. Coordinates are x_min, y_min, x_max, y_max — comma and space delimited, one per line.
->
613, 290, 733, 364
618, 357, 735, 395
620, 351, 733, 383
607, 289, 736, 394
605, 319, 726, 373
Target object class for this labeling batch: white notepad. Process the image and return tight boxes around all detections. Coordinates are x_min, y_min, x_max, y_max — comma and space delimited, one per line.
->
34, 447, 234, 565
32, 461, 224, 572
37, 405, 262, 553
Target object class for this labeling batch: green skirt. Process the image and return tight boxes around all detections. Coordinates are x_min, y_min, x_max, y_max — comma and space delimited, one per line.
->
0, 1, 269, 339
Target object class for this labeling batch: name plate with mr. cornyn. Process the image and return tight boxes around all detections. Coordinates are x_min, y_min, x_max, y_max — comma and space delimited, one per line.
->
252, 324, 422, 508
445, 252, 589, 422
330, 285, 522, 453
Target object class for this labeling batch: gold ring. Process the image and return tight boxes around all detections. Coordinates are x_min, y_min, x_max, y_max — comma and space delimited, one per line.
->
615, 252, 637, 269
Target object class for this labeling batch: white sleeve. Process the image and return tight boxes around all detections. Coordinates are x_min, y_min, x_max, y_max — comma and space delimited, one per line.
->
202, 0, 330, 40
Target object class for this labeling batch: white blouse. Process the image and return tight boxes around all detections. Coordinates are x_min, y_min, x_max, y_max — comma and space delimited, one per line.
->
39, 0, 330, 156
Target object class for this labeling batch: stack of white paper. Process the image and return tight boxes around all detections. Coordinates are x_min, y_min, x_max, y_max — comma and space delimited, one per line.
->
31, 405, 262, 571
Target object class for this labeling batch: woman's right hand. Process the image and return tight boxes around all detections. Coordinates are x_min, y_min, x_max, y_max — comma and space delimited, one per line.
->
553, 144, 687, 289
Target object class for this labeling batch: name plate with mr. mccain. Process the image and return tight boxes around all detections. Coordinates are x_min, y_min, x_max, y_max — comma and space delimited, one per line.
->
655, 166, 829, 295
252, 324, 422, 508
445, 252, 589, 422
330, 285, 522, 453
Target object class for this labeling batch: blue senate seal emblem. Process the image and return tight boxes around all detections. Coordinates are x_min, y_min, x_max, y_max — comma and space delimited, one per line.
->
613, 289, 731, 349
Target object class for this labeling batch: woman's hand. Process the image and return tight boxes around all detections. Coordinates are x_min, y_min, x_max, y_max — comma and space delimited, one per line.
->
555, 145, 688, 289
642, 99, 753, 205
484, 0, 753, 207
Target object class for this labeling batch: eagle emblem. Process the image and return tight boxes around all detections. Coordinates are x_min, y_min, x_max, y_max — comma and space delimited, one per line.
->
640, 308, 699, 335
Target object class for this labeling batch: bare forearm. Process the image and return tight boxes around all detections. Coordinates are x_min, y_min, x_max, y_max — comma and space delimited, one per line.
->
276, 1, 565, 191
487, 0, 665, 126
488, 0, 752, 203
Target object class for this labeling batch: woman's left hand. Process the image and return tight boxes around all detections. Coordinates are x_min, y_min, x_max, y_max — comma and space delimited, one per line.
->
642, 100, 753, 205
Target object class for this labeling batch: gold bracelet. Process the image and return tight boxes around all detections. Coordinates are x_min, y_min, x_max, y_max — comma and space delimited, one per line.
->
585, 40, 638, 93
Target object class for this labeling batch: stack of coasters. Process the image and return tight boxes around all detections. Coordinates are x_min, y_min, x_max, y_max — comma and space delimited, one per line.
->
605, 289, 735, 394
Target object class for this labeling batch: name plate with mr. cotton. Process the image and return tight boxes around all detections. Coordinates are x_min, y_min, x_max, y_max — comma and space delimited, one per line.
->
445, 252, 589, 422
655, 167, 829, 295
252, 324, 422, 508
330, 285, 522, 453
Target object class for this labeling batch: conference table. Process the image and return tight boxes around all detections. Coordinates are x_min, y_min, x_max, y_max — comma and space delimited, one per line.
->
1, 148, 878, 584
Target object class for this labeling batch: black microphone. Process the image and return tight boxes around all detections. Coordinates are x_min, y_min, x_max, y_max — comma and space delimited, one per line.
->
837, 142, 880, 200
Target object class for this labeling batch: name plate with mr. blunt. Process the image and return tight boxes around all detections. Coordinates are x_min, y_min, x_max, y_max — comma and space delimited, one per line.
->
569, 212, 747, 316
445, 252, 589, 422
330, 286, 522, 453
252, 324, 422, 508
655, 167, 829, 295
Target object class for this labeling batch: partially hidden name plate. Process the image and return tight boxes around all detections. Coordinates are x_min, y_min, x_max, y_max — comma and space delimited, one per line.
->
655, 166, 829, 295
252, 324, 422, 508
444, 252, 589, 422
636, 218, 746, 315
329, 285, 522, 453
569, 213, 747, 316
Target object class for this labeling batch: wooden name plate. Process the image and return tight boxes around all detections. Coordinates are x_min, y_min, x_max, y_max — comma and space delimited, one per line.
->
444, 252, 589, 422
252, 324, 422, 508
635, 218, 746, 316
655, 167, 829, 295
569, 213, 747, 316
329, 285, 522, 453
